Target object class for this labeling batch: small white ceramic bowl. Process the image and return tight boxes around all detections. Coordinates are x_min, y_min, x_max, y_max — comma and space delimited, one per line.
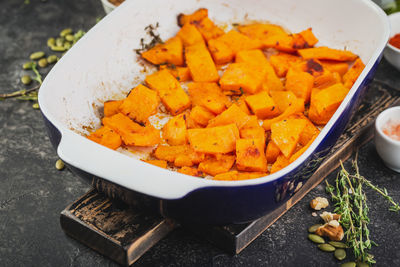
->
375, 106, 400, 172
383, 12, 400, 71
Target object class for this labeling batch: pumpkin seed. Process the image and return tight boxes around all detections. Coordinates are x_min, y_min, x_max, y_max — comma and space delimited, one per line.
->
340, 262, 356, 267
60, 28, 72, 37
38, 58, 48, 68
63, 41, 72, 50
47, 37, 55, 47
356, 262, 369, 267
308, 234, 325, 244
65, 34, 74, 42
32, 103, 39, 109
334, 248, 346, 260
56, 37, 64, 47
318, 243, 335, 252
22, 61, 33, 70
329, 241, 348, 248
21, 75, 32, 85
308, 224, 323, 233
55, 159, 65, 170
47, 55, 58, 64
30, 51, 45, 60
51, 46, 66, 52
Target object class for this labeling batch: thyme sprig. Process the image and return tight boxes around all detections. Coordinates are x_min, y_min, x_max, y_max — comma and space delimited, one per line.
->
326, 156, 400, 265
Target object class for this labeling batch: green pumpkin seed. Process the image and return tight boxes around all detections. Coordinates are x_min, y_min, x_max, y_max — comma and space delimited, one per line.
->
63, 41, 72, 50
318, 243, 335, 252
55, 159, 65, 170
60, 28, 72, 37
308, 234, 325, 244
47, 55, 58, 64
32, 103, 39, 109
74, 30, 85, 40
30, 51, 45, 60
329, 241, 348, 248
22, 61, 33, 70
47, 37, 55, 47
65, 34, 74, 42
356, 262, 369, 267
308, 224, 323, 233
51, 46, 66, 52
340, 262, 356, 267
334, 248, 346, 260
56, 37, 64, 47
21, 75, 32, 85
38, 58, 48, 68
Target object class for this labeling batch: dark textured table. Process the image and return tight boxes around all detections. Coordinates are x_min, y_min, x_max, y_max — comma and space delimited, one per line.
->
1, 1, 400, 266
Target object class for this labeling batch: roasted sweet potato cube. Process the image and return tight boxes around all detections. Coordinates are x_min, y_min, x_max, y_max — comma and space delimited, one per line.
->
194, 17, 224, 41
141, 37, 184, 66
285, 68, 314, 104
189, 105, 215, 126
87, 126, 122, 150
271, 118, 307, 158
159, 65, 191, 82
262, 98, 305, 131
309, 83, 349, 125
143, 159, 168, 169
270, 154, 290, 174
215, 30, 262, 55
208, 38, 234, 65
178, 166, 204, 177
269, 53, 302, 77
343, 58, 365, 89
269, 90, 299, 113
207, 104, 251, 129
265, 140, 280, 164
298, 28, 318, 47
240, 116, 265, 141
119, 84, 159, 124
320, 61, 349, 76
220, 63, 264, 94
298, 47, 358, 61
185, 43, 219, 82
145, 69, 191, 115
188, 82, 230, 114
198, 155, 236, 176
188, 123, 239, 154
245, 91, 280, 119
162, 114, 187, 145
104, 100, 123, 117
177, 8, 208, 27
177, 23, 205, 47
236, 138, 267, 172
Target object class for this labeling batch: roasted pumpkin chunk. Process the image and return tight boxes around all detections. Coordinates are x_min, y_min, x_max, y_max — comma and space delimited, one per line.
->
177, 8, 208, 27
298, 47, 358, 61
214, 30, 263, 55
154, 145, 204, 167
143, 159, 168, 169
269, 90, 299, 113
263, 98, 305, 131
285, 68, 314, 104
239, 116, 265, 141
270, 154, 290, 174
119, 84, 159, 124
245, 91, 280, 119
103, 100, 123, 117
236, 138, 267, 172
188, 123, 239, 154
220, 63, 264, 94
189, 105, 215, 126
320, 60, 349, 77
159, 65, 191, 82
269, 52, 302, 78
198, 154, 236, 176
188, 82, 230, 114
271, 118, 307, 158
177, 23, 205, 47
343, 58, 365, 89
185, 43, 219, 82
87, 126, 122, 150
207, 104, 251, 129
162, 114, 187, 145
141, 37, 184, 66
145, 69, 191, 115
213, 171, 266, 181
194, 17, 224, 41
237, 23, 287, 47
178, 166, 204, 177
265, 140, 280, 164
208, 38, 234, 65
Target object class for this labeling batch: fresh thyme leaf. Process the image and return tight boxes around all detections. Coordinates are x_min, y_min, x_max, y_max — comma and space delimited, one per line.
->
134, 23, 163, 54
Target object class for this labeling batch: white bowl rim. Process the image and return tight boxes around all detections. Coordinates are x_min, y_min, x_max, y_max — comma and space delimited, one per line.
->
375, 106, 400, 146
386, 12, 400, 53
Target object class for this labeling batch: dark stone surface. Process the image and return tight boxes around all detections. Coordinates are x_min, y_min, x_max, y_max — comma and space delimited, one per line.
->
0, 0, 399, 266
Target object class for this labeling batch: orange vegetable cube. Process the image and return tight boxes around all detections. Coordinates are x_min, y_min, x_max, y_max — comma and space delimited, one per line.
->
189, 105, 215, 126
188, 82, 231, 115
236, 138, 267, 172
188, 123, 239, 154
178, 166, 204, 177
220, 63, 264, 94
288, 113, 320, 146
162, 114, 187, 145
298, 47, 358, 61
262, 98, 305, 131
285, 68, 314, 104
119, 84, 159, 124
265, 140, 280, 164
185, 43, 219, 82
213, 171, 239, 181
177, 8, 208, 27
198, 155, 236, 176
238, 23, 287, 47
320, 60, 349, 76
269, 90, 299, 113
87, 126, 122, 150
145, 69, 191, 115
154, 145, 203, 166
270, 154, 290, 174
245, 91, 280, 119
177, 23, 205, 47
143, 159, 168, 169
207, 104, 251, 129
271, 118, 307, 158
141, 37, 184, 66
215, 30, 263, 55
343, 58, 365, 89
233, 95, 251, 115
208, 38, 234, 65
298, 28, 319, 47
194, 17, 225, 41
269, 53, 302, 77
314, 70, 341, 89
159, 65, 191, 82
292, 59, 324, 77
213, 171, 266, 181
240, 116, 265, 141
103, 100, 123, 117
289, 135, 318, 163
